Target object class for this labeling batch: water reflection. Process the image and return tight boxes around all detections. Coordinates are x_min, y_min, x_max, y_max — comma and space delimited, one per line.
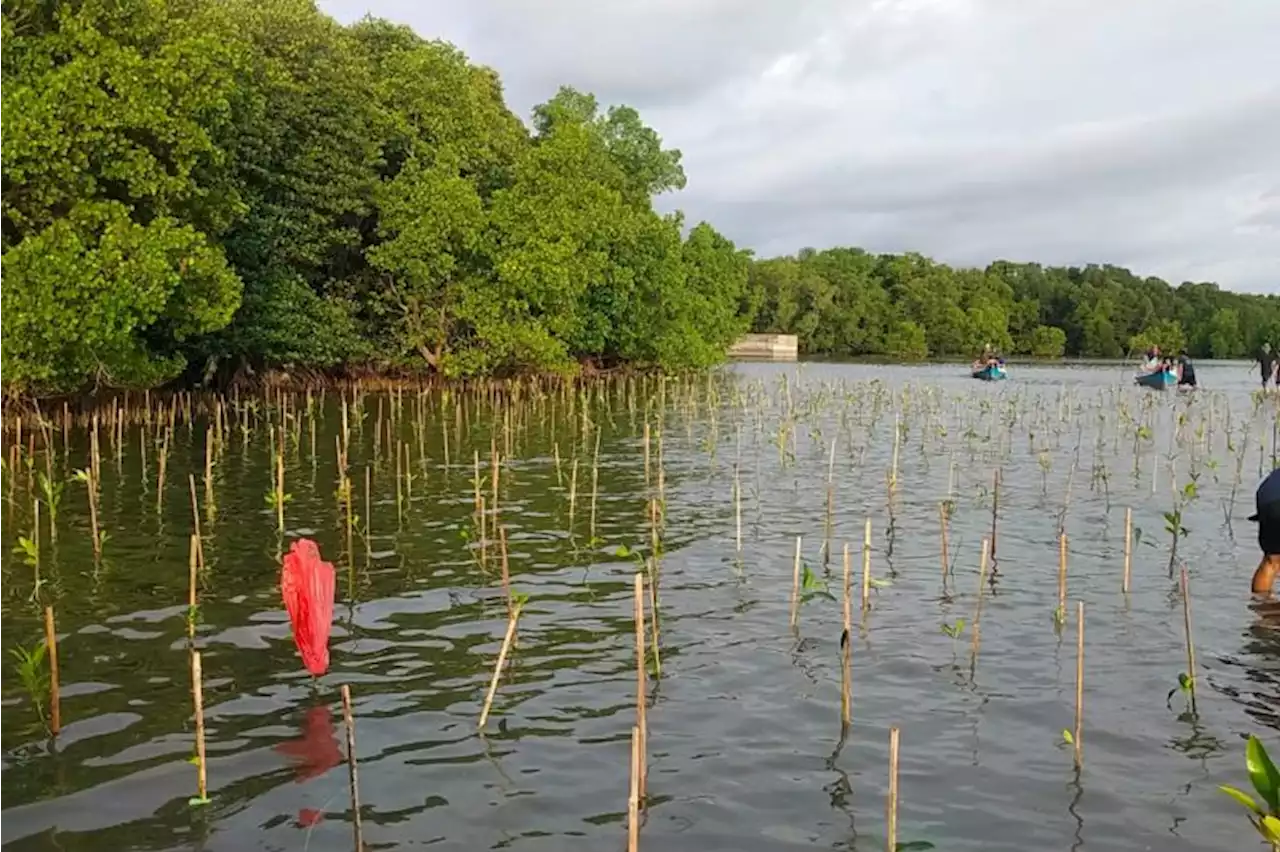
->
272, 703, 343, 828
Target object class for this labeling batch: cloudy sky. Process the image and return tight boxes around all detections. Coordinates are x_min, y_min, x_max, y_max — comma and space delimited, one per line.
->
321, 0, 1279, 292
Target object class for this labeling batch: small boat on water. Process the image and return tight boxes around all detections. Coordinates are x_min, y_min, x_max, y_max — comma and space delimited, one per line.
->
1135, 368, 1177, 389
972, 363, 1008, 381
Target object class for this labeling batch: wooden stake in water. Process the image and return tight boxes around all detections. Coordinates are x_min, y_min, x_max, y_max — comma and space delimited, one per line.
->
628, 724, 641, 852
970, 538, 991, 664
861, 519, 872, 610
824, 439, 837, 563
44, 605, 61, 736
1074, 601, 1084, 769
734, 461, 743, 555
1057, 533, 1069, 616
633, 573, 648, 797
841, 543, 852, 725
990, 469, 1000, 564
939, 502, 951, 592
789, 536, 802, 629
191, 651, 208, 803
887, 726, 900, 852
647, 558, 662, 678
479, 601, 523, 731
1180, 567, 1198, 714
340, 684, 364, 851
188, 534, 200, 640
1122, 507, 1133, 594
187, 474, 204, 570
589, 428, 601, 543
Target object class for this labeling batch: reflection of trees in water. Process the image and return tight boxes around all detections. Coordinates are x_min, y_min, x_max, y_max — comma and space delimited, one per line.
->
1215, 601, 1280, 732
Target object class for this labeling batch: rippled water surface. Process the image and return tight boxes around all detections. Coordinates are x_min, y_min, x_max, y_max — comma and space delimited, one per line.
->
3, 362, 1279, 852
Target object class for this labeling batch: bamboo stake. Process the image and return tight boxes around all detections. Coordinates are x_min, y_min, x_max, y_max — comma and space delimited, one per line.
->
340, 684, 364, 851
841, 542, 852, 725
789, 536, 802, 628
939, 502, 951, 591
188, 534, 199, 640
1122, 507, 1132, 594
1180, 567, 1198, 714
568, 458, 578, 531
1057, 533, 1068, 617
734, 461, 743, 555
479, 603, 522, 730
861, 519, 872, 610
44, 606, 60, 736
589, 428, 600, 543
275, 427, 285, 532
1074, 601, 1084, 769
628, 725, 641, 852
187, 474, 203, 569
648, 561, 661, 678
970, 538, 991, 663
633, 574, 648, 798
990, 469, 1000, 563
887, 726, 900, 852
191, 651, 208, 803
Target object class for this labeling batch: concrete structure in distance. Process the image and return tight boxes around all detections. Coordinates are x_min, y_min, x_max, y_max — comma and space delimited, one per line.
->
727, 334, 799, 361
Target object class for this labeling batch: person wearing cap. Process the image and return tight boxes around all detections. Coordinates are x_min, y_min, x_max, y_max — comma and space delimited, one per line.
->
1250, 468, 1280, 593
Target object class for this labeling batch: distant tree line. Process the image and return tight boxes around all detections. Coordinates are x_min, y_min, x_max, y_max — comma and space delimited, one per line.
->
747, 250, 1280, 361
3, 1, 1276, 396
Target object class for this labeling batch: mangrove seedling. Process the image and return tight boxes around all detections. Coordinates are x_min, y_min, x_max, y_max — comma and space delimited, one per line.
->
1166, 672, 1194, 713
14, 533, 41, 600
800, 562, 836, 604
1219, 735, 1280, 850
10, 642, 50, 733
37, 472, 63, 538
940, 619, 966, 640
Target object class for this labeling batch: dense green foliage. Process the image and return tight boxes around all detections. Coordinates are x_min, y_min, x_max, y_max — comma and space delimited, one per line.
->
2, 0, 747, 394
4, 1, 1278, 395
748, 251, 1280, 362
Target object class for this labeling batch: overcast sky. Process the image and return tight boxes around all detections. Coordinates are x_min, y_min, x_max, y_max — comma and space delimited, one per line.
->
321, 0, 1279, 293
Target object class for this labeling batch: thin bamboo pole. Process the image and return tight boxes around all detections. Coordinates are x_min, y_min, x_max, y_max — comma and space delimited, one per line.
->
191, 651, 208, 803
841, 543, 852, 725
887, 726, 900, 852
1180, 567, 1198, 715
44, 606, 60, 736
1122, 507, 1133, 594
789, 536, 802, 628
340, 684, 364, 851
628, 725, 641, 852
1074, 601, 1084, 769
633, 573, 648, 798
479, 603, 522, 730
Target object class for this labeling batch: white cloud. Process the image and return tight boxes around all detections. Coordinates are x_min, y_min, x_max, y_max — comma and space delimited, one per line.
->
322, 0, 1280, 291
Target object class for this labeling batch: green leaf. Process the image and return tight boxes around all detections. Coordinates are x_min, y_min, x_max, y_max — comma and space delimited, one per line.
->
800, 563, 820, 592
868, 577, 892, 589
1177, 672, 1191, 691
616, 545, 632, 558
1247, 735, 1280, 813
1219, 784, 1263, 815
1261, 814, 1280, 843
188, 796, 211, 807
1061, 729, 1074, 745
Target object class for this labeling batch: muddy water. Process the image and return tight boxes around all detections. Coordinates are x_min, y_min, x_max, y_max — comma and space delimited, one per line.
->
2, 362, 1277, 851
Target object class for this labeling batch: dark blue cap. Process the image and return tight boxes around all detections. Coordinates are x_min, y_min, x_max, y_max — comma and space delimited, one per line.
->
1249, 468, 1280, 521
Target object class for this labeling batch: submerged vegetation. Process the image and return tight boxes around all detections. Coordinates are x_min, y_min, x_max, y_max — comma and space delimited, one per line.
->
6, 1, 1280, 397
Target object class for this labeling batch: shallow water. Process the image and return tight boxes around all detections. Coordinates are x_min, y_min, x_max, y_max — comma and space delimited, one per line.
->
2, 362, 1278, 852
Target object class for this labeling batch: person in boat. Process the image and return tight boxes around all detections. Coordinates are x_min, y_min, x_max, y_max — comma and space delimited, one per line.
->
973, 343, 1000, 371
1251, 468, 1280, 594
1175, 351, 1197, 389
1258, 343, 1276, 388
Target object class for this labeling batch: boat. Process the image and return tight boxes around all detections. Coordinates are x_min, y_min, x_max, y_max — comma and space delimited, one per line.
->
972, 363, 1008, 381
1135, 368, 1177, 389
